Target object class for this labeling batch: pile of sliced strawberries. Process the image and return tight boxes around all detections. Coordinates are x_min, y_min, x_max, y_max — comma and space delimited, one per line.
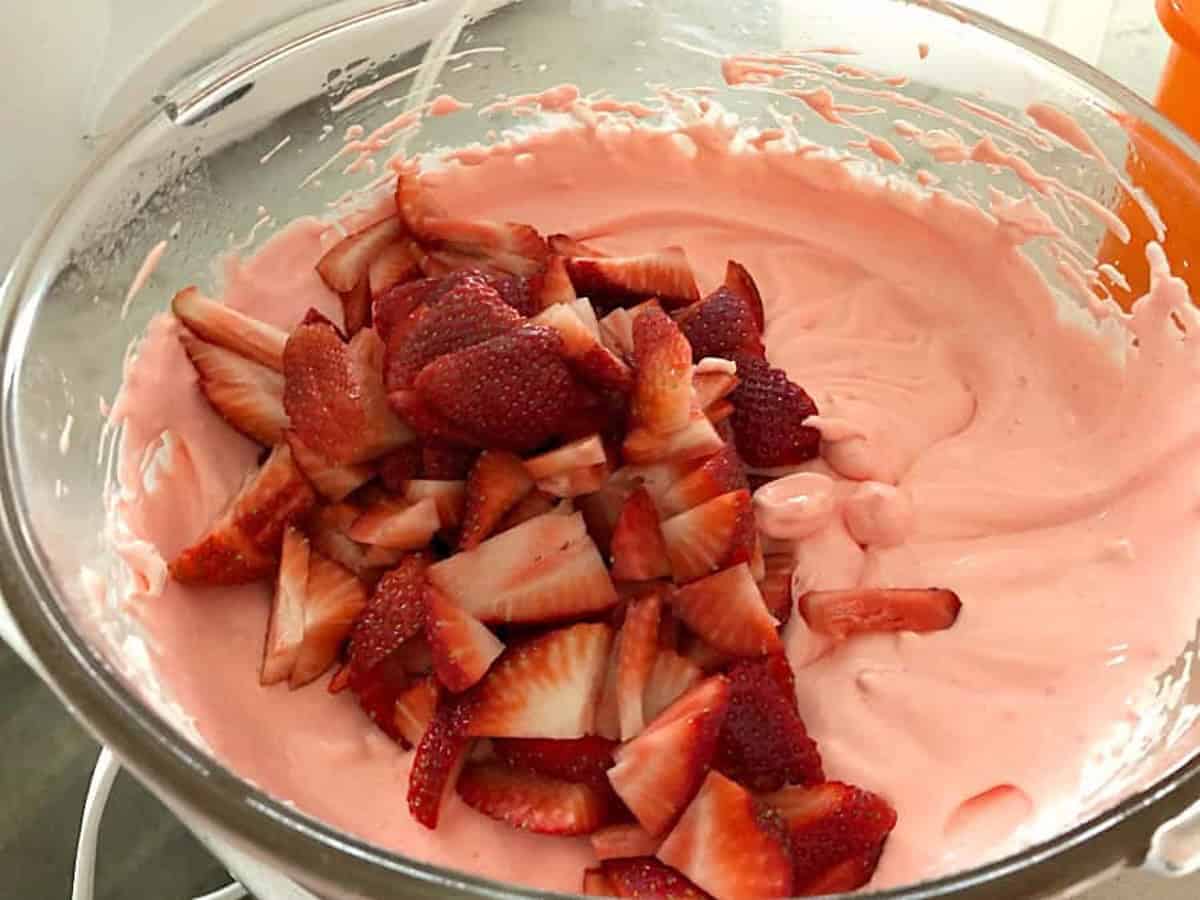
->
166, 169, 963, 899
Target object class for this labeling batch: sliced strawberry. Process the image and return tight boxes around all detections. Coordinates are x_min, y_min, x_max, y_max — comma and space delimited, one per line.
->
394, 169, 443, 235
283, 320, 412, 464
260, 526, 310, 685
414, 325, 584, 452
600, 858, 711, 899
577, 483, 630, 558
285, 430, 374, 502
671, 565, 781, 658
290, 552, 368, 688
498, 490, 558, 533
416, 247, 504, 279
390, 390, 481, 447
764, 782, 897, 894
608, 459, 695, 509
180, 334, 288, 446
692, 369, 739, 414
408, 695, 473, 829
658, 771, 794, 900
658, 445, 748, 518
305, 503, 402, 579
715, 655, 823, 793
705, 400, 734, 426
465, 622, 612, 739
799, 588, 963, 639
610, 486, 671, 582
170, 444, 317, 585
338, 279, 372, 337
347, 553, 430, 687
404, 479, 466, 529
536, 462, 611, 498
537, 254, 577, 308
591, 824, 661, 861
394, 675, 441, 748
644, 650, 703, 723
346, 497, 441, 550
368, 240, 422, 298
728, 353, 820, 469
491, 736, 617, 785
171, 287, 288, 372
549, 233, 606, 257
759, 555, 795, 627
660, 489, 755, 583
417, 217, 549, 277
593, 629, 623, 741
617, 588, 663, 740
582, 868, 616, 897
566, 247, 700, 312
723, 261, 766, 333
460, 450, 535, 550
532, 303, 634, 393
675, 286, 765, 362
608, 676, 730, 837
426, 585, 505, 692
428, 512, 618, 625
623, 411, 725, 466
373, 277, 437, 346
316, 215, 406, 293
599, 307, 636, 360
377, 444, 423, 493
658, 608, 682, 651
353, 652, 412, 740
526, 434, 607, 483
487, 273, 542, 318
631, 307, 694, 436
456, 762, 613, 835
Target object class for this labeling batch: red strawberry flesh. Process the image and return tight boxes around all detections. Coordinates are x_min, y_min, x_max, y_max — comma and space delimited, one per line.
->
798, 588, 962, 639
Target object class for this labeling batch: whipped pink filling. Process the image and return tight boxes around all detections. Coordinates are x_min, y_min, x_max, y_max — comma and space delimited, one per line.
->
109, 111, 1200, 892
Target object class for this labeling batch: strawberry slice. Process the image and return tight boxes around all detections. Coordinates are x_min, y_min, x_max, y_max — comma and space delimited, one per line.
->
537, 255, 577, 308
644, 650, 703, 723
171, 287, 288, 372
414, 325, 585, 452
617, 588, 663, 740
658, 445, 748, 518
426, 585, 505, 692
608, 676, 730, 836
758, 555, 795, 627
600, 858, 711, 899
460, 450, 535, 550
532, 303, 634, 393
549, 234, 606, 257
373, 277, 438, 346
465, 622, 613, 739
798, 588, 962, 639
660, 489, 755, 583
390, 391, 481, 447
715, 655, 823, 792
346, 497, 441, 550
352, 652, 412, 740
338, 279, 372, 337
610, 486, 671, 581
316, 215, 406, 293
599, 307, 636, 360
582, 868, 616, 897
671, 565, 782, 658
260, 527, 310, 685
408, 695, 473, 829
403, 479, 466, 529
417, 217, 549, 277
537, 463, 611, 498
283, 319, 413, 464
377, 444, 423, 493
566, 247, 700, 312
305, 503, 403, 579
591, 824, 661, 861
728, 353, 820, 469
491, 736, 617, 785
170, 444, 317, 585
428, 512, 618, 625
723, 261, 766, 333
675, 286, 765, 362
523, 433, 605, 481
284, 430, 374, 502
692, 368, 739, 414
485, 273, 541, 318
497, 490, 558, 532
394, 675, 441, 748
346, 553, 430, 687
764, 782, 897, 894
456, 762, 613, 835
290, 551, 368, 687
180, 334, 288, 446
368, 240, 422, 298
422, 444, 478, 480
593, 630, 623, 741
631, 307, 694, 436
623, 410, 725, 466
658, 770, 795, 900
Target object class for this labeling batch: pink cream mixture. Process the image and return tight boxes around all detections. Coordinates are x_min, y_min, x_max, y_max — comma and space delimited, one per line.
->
109, 111, 1200, 891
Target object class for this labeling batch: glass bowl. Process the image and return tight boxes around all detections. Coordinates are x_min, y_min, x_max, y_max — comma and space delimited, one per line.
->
4, 0, 1200, 897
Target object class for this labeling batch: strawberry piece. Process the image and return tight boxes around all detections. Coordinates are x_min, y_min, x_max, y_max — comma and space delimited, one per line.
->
692, 369, 739, 414
180, 334, 288, 446
549, 234, 606, 257
582, 868, 616, 897
675, 286, 765, 362
353, 652, 412, 740
373, 277, 438, 346
305, 503, 402, 579
715, 655, 823, 792
497, 490, 557, 533
491, 736, 617, 785
599, 307, 636, 360
347, 553, 430, 687
660, 489, 755, 583
283, 320, 412, 464
644, 650, 703, 723
171, 287, 288, 372
456, 762, 613, 835
422, 444, 478, 480
487, 273, 541, 318
417, 217, 549, 277
658, 445, 748, 518
465, 622, 613, 739
764, 782, 897, 894
317, 216, 406, 293
658, 771, 795, 900
679, 633, 733, 674
759, 555, 795, 627
338, 279, 372, 337
377, 444, 423, 493
631, 307, 694, 436
368, 240, 422, 299
623, 411, 725, 466
526, 434, 608, 483
261, 527, 310, 685
459, 450, 535, 550
723, 261, 766, 333
346, 498, 441, 550
799, 588, 962, 639
728, 353, 820, 469
617, 588, 663, 740
170, 444, 317, 585
394, 675, 441, 748
610, 486, 671, 581
414, 325, 584, 452
416, 247, 504, 279
671, 565, 782, 657
285, 430, 374, 502
427, 585, 505, 692
408, 695, 473, 829
537, 463, 611, 499
383, 278, 522, 391
577, 483, 630, 558
538, 255, 578, 308
593, 630, 623, 741
404, 479, 466, 529
591, 824, 661, 861
565, 247, 700, 312
600, 858, 711, 899
290, 552, 369, 687
532, 303, 634, 393
608, 459, 695, 509
390, 391, 480, 446
428, 512, 618, 625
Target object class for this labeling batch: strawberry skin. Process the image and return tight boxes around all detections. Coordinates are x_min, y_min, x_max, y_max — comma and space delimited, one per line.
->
671, 564, 782, 658
408, 695, 473, 829
661, 489, 756, 584
346, 553, 430, 687
675, 286, 765, 362
722, 261, 766, 333
600, 857, 711, 899
582, 868, 616, 897
460, 450, 535, 550
798, 588, 962, 639
492, 736, 617, 785
456, 762, 613, 835
728, 353, 820, 468
172, 286, 288, 372
610, 486, 672, 582
180, 333, 288, 446
426, 585, 505, 692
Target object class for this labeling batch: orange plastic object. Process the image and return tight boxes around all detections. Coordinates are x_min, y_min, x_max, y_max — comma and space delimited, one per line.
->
1100, 0, 1200, 308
